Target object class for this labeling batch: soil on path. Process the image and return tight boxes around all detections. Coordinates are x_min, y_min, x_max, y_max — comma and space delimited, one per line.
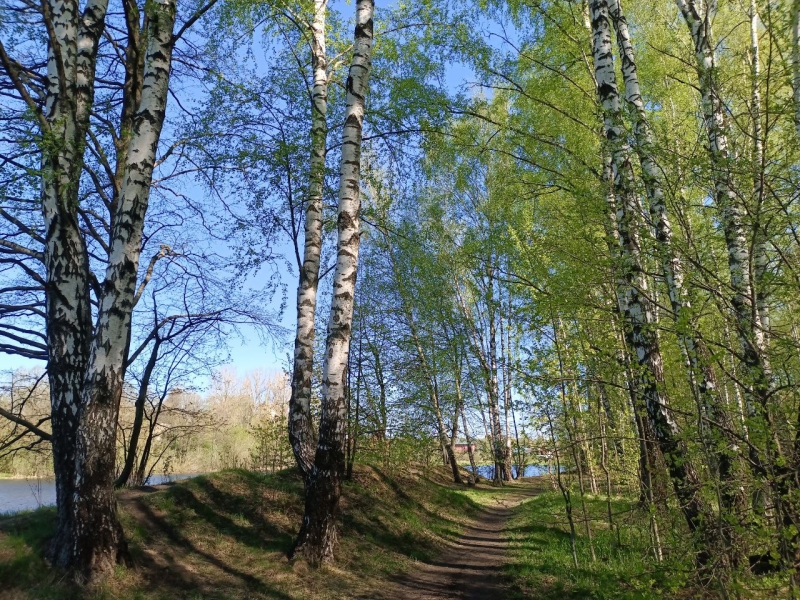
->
386, 480, 540, 600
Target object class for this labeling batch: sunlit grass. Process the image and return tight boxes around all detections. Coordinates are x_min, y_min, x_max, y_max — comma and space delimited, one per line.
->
0, 465, 483, 599
504, 490, 689, 600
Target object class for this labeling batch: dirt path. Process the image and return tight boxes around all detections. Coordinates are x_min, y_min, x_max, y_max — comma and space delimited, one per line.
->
388, 481, 539, 600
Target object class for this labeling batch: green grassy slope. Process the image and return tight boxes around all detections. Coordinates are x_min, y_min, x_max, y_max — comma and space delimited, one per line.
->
0, 465, 481, 600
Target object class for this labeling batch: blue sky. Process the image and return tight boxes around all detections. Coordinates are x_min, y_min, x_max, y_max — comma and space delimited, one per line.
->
0, 0, 506, 387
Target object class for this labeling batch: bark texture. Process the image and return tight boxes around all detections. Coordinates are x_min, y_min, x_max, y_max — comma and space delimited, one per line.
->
289, 0, 328, 478
590, 0, 712, 548
69, 0, 176, 579
33, 0, 109, 568
607, 0, 745, 525
292, 0, 374, 564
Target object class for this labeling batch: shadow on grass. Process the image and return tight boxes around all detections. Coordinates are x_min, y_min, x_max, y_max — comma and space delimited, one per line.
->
0, 507, 82, 600
134, 499, 293, 599
163, 477, 294, 553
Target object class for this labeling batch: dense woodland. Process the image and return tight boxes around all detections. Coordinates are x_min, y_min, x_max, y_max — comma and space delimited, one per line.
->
3, 0, 800, 597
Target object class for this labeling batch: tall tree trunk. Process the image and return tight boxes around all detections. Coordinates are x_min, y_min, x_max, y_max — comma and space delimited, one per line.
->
749, 0, 770, 354
290, 0, 328, 478
486, 265, 510, 483
292, 0, 373, 564
17, 0, 110, 569
590, 0, 713, 555
500, 307, 515, 478
675, 0, 800, 571
674, 0, 772, 425
608, 0, 746, 538
70, 0, 175, 580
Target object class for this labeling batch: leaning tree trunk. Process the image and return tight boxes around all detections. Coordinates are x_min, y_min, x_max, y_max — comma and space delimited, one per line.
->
292, 0, 374, 565
115, 337, 160, 488
607, 0, 746, 533
590, 0, 713, 555
70, 0, 175, 580
289, 0, 329, 478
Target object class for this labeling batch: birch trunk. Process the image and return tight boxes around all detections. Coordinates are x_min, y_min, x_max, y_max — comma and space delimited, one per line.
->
590, 0, 712, 549
292, 0, 373, 564
674, 0, 772, 425
604, 156, 666, 507
607, 0, 745, 525
33, 0, 108, 568
749, 0, 770, 353
672, 9, 800, 568
290, 0, 328, 478
487, 265, 511, 483
500, 308, 515, 478
115, 337, 160, 488
70, 0, 175, 579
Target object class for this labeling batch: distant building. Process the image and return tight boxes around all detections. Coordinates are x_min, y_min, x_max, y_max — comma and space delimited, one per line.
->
454, 443, 476, 453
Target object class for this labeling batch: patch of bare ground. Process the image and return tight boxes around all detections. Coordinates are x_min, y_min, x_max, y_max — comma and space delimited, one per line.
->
380, 480, 541, 600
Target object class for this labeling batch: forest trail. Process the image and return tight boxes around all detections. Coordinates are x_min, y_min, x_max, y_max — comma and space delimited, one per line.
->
385, 480, 540, 600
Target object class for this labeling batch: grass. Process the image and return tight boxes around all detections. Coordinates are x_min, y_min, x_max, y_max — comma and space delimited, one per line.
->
0, 464, 486, 599
5, 468, 778, 599
503, 487, 691, 600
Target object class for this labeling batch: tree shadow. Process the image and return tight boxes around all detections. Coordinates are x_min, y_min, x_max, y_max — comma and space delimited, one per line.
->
134, 499, 293, 599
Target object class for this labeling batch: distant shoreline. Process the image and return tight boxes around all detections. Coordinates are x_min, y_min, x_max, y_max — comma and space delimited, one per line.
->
0, 474, 51, 481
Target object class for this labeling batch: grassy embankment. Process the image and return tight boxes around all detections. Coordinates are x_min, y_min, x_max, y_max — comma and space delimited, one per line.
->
503, 487, 787, 599
1, 465, 482, 599
0, 465, 749, 599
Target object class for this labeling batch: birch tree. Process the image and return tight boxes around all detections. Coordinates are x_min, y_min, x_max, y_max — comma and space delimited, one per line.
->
606, 0, 745, 529
589, 0, 713, 554
292, 0, 374, 564
0, 0, 223, 579
289, 0, 328, 478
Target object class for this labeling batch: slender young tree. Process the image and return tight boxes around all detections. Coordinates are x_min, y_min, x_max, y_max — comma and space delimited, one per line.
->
289, 0, 329, 478
292, 0, 374, 564
589, 0, 713, 552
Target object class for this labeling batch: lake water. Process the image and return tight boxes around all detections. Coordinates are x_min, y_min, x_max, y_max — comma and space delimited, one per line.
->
467, 464, 555, 480
0, 474, 197, 514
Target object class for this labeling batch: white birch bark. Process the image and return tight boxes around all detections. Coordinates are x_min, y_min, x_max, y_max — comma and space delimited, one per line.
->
453, 271, 508, 485
608, 0, 744, 519
590, 0, 710, 542
294, 0, 373, 564
290, 0, 328, 478
486, 265, 511, 483
749, 0, 770, 352
70, 0, 176, 579
34, 0, 109, 568
675, 0, 773, 451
